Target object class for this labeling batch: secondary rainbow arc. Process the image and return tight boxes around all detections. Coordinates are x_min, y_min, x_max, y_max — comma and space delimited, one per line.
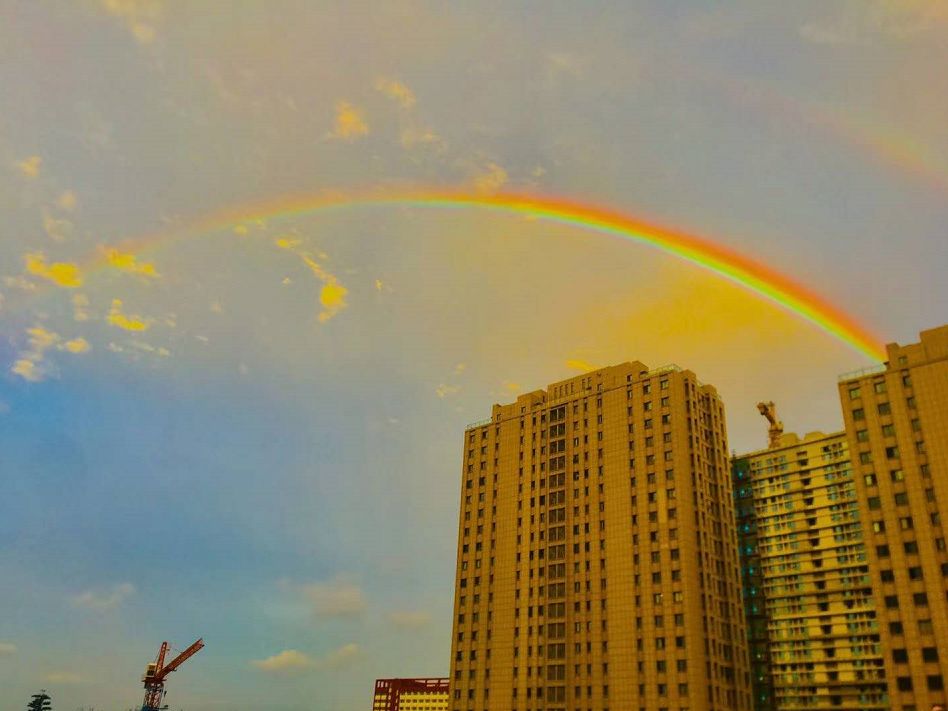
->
73, 189, 886, 362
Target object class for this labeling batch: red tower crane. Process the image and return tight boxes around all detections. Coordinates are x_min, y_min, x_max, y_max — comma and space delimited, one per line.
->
140, 638, 204, 711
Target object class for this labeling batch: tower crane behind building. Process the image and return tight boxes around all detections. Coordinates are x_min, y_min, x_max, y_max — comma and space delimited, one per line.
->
141, 638, 204, 711
757, 401, 784, 448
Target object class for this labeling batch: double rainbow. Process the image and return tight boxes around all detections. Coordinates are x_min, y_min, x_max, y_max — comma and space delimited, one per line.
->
68, 189, 886, 362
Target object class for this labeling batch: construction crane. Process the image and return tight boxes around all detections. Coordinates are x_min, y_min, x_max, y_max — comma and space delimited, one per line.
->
757, 401, 784, 448
141, 638, 204, 711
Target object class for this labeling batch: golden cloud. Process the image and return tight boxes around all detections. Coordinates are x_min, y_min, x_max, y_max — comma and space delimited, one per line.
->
43, 212, 73, 242
251, 649, 315, 674
11, 359, 41, 382
24, 252, 83, 288
375, 78, 416, 108
15, 156, 41, 179
328, 101, 369, 141
63, 337, 91, 354
100, 0, 161, 44
103, 248, 159, 277
473, 162, 509, 194
57, 190, 79, 211
108, 299, 151, 331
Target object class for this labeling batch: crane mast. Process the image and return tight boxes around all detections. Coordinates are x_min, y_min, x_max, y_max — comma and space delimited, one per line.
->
141, 638, 204, 711
756, 401, 784, 448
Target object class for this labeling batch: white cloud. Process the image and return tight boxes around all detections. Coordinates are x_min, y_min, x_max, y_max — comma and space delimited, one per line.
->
71, 582, 135, 611
250, 643, 360, 676
388, 610, 431, 629
299, 576, 366, 618
0, 641, 17, 656
435, 383, 461, 399
250, 649, 315, 674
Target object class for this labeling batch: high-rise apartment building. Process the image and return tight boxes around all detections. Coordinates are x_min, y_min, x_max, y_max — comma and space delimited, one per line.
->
448, 362, 752, 711
372, 678, 450, 711
838, 325, 948, 711
733, 428, 886, 711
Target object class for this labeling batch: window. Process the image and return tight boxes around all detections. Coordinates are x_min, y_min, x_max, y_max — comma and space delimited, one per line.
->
895, 492, 909, 506
849, 387, 861, 400
853, 408, 865, 420
893, 649, 908, 663
886, 446, 900, 460
856, 429, 869, 442
896, 677, 913, 691
880, 569, 894, 582
914, 592, 928, 606
865, 473, 878, 486
923, 647, 939, 662
878, 402, 891, 415
885, 595, 899, 608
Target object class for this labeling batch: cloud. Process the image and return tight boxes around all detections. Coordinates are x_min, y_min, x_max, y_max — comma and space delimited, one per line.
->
100, 0, 162, 44
472, 162, 508, 194
276, 241, 349, 323
103, 248, 159, 277
388, 610, 431, 629
435, 383, 460, 399
71, 582, 135, 611
250, 643, 360, 676
11, 359, 42, 382
251, 649, 316, 675
800, 0, 948, 45
300, 576, 366, 618
72, 294, 90, 322
374, 78, 416, 108
24, 252, 83, 288
15, 156, 41, 178
43, 212, 74, 242
63, 337, 91, 354
10, 325, 92, 382
327, 101, 369, 141
57, 190, 79, 211
565, 358, 596, 373
454, 363, 467, 374
108, 299, 151, 331
0, 642, 16, 656
43, 671, 82, 684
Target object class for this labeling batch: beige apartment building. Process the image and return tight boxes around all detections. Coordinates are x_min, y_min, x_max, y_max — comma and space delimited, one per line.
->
733, 427, 886, 711
838, 325, 948, 711
448, 361, 752, 711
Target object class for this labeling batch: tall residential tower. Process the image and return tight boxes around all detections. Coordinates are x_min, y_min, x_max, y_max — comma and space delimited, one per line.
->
838, 325, 948, 711
448, 362, 752, 711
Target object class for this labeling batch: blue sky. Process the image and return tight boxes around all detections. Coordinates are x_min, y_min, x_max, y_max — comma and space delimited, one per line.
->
0, 1, 946, 708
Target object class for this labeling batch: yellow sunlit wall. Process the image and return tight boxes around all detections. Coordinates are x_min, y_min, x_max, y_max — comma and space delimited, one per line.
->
448, 362, 752, 711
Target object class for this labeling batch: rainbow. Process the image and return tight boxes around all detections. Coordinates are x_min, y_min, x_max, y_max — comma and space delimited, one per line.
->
61, 189, 887, 361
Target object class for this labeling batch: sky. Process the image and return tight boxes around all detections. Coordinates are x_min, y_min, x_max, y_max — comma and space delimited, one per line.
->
0, 1, 946, 709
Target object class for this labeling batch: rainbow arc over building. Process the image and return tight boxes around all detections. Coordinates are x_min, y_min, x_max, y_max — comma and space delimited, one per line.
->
78, 188, 887, 362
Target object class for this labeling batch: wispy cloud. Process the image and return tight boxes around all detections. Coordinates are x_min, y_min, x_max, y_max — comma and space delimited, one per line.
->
250, 649, 316, 674
108, 299, 151, 331
0, 641, 16, 656
24, 252, 83, 288
71, 582, 135, 611
103, 248, 160, 277
327, 101, 369, 141
100, 0, 162, 44
57, 190, 79, 211
565, 358, 596, 373
250, 643, 360, 675
472, 162, 508, 194
375, 78, 416, 109
435, 383, 461, 399
15, 156, 41, 179
10, 326, 92, 382
72, 294, 90, 322
299, 576, 366, 618
42, 212, 73, 242
388, 610, 431, 629
43, 671, 83, 684
276, 239, 349, 323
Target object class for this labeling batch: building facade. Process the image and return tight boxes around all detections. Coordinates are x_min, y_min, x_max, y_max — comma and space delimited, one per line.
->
372, 678, 450, 711
448, 362, 752, 711
733, 429, 886, 711
838, 325, 948, 711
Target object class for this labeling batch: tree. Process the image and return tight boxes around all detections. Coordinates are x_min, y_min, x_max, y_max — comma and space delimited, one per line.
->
27, 691, 52, 711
